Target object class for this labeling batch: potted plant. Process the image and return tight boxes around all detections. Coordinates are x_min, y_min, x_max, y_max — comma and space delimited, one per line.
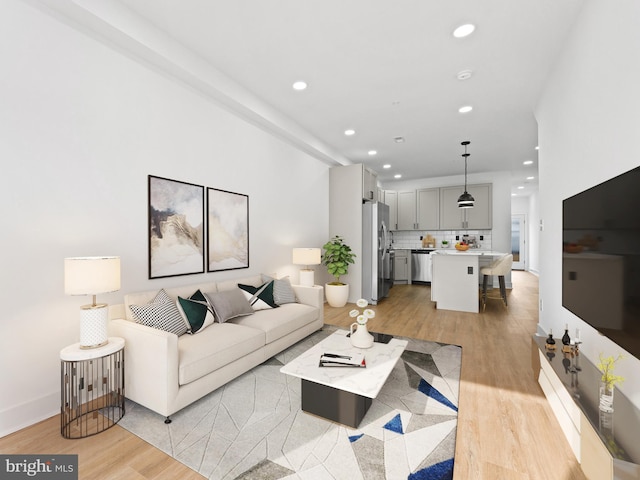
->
322, 235, 356, 307
441, 240, 449, 248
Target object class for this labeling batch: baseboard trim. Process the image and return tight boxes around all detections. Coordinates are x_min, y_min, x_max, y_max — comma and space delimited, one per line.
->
0, 392, 58, 438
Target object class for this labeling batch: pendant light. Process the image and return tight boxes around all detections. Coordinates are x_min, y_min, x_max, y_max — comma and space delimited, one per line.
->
457, 141, 475, 208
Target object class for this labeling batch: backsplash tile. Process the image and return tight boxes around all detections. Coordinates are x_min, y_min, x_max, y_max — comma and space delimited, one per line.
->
390, 230, 492, 250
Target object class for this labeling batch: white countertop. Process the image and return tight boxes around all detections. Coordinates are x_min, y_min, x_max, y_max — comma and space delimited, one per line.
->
432, 249, 507, 256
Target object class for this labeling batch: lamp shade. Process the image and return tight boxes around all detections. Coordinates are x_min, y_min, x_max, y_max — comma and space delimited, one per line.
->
457, 191, 475, 209
64, 256, 121, 295
292, 248, 321, 266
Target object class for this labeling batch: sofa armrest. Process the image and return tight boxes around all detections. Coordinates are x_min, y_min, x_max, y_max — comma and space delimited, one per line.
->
292, 285, 324, 320
109, 318, 179, 417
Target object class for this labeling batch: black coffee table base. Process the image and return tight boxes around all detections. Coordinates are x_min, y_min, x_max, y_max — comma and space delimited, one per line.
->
301, 379, 372, 428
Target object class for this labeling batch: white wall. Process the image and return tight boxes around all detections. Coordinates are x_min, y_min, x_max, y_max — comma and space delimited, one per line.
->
527, 192, 540, 275
0, 1, 330, 436
536, 0, 640, 407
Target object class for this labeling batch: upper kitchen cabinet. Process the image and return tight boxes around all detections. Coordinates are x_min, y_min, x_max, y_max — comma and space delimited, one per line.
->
395, 188, 439, 230
363, 166, 378, 202
416, 188, 439, 230
383, 190, 398, 230
439, 183, 492, 229
397, 190, 417, 230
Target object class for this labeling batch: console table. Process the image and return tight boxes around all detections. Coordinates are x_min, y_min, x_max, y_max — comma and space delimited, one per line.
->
60, 337, 125, 438
531, 335, 640, 479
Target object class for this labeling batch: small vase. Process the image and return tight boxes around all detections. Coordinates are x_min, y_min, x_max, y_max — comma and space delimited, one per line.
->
599, 382, 615, 413
350, 318, 374, 349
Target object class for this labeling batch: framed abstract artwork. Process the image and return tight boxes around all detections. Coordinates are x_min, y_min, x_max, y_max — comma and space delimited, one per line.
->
148, 175, 205, 279
207, 187, 249, 272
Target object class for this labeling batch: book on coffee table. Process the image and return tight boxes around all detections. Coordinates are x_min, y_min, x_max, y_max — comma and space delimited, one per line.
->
319, 352, 366, 367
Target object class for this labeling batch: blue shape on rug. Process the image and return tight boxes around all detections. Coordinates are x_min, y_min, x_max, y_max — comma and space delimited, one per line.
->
418, 379, 458, 412
408, 458, 454, 480
383, 413, 403, 434
348, 434, 364, 443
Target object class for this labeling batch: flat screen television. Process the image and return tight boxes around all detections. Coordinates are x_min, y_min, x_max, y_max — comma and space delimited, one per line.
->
562, 165, 640, 359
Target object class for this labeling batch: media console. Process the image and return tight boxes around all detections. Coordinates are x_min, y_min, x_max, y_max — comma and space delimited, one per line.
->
531, 335, 640, 480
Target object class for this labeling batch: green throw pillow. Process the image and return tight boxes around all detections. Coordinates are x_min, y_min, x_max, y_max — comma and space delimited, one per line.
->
176, 290, 215, 334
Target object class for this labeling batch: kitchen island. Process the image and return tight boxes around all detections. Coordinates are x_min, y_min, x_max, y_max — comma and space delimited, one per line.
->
430, 250, 508, 313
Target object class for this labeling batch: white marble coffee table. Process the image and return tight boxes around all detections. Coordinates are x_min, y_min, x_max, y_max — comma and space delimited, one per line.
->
280, 329, 408, 427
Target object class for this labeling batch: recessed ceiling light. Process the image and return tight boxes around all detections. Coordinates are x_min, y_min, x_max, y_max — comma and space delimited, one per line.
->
457, 69, 473, 81
518, 186, 524, 190
344, 129, 356, 136
368, 150, 377, 156
527, 176, 535, 180
394, 136, 405, 143
383, 164, 391, 169
512, 193, 517, 197
458, 105, 473, 114
292, 81, 307, 91
523, 160, 533, 165
394, 174, 402, 179
535, 145, 540, 150
453, 24, 475, 38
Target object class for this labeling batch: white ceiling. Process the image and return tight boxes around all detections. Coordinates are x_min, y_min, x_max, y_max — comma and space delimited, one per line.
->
38, 0, 585, 197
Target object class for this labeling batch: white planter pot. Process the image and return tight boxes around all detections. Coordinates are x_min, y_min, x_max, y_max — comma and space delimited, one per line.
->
325, 283, 349, 308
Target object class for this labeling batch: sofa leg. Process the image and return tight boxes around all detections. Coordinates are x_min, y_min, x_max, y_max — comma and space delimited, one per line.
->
164, 417, 172, 424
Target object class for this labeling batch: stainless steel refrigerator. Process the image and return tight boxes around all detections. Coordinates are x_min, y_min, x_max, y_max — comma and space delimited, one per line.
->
362, 202, 393, 304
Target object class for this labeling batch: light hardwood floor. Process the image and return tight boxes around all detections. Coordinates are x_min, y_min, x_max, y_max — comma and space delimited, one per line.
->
1, 271, 586, 480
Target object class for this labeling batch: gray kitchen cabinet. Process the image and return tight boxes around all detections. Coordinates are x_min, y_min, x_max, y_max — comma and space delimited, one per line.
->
394, 188, 439, 230
439, 183, 492, 229
363, 166, 378, 202
416, 188, 439, 230
397, 190, 417, 230
384, 190, 398, 230
394, 249, 410, 283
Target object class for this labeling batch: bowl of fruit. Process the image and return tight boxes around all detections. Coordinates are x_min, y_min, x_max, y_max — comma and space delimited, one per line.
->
455, 242, 470, 251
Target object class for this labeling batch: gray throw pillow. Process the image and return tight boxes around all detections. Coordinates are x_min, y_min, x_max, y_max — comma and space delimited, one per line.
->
204, 289, 254, 323
262, 275, 297, 305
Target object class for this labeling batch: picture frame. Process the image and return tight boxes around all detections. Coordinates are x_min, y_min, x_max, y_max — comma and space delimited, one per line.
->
207, 187, 249, 272
148, 175, 205, 279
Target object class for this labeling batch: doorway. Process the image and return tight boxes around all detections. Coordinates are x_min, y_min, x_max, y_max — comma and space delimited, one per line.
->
511, 214, 526, 270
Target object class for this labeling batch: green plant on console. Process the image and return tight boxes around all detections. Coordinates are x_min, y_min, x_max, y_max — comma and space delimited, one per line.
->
598, 353, 625, 389
322, 235, 356, 285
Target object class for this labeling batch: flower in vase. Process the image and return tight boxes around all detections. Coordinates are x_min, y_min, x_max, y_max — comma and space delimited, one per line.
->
349, 299, 376, 325
597, 353, 625, 390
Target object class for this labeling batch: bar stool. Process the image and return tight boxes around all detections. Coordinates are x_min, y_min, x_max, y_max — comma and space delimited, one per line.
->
480, 254, 513, 310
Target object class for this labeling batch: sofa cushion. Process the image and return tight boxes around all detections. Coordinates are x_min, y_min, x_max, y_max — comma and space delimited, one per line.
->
229, 303, 318, 344
177, 323, 265, 385
238, 281, 278, 310
204, 289, 254, 323
129, 289, 188, 336
176, 290, 215, 334
262, 275, 297, 305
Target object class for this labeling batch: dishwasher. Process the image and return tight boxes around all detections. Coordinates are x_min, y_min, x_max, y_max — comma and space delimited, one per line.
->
411, 249, 433, 284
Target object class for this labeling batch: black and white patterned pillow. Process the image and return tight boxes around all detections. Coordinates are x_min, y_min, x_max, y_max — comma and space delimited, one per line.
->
238, 281, 279, 310
262, 275, 297, 305
129, 289, 188, 336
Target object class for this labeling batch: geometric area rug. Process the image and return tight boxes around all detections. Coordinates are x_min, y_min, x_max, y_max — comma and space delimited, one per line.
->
118, 325, 462, 480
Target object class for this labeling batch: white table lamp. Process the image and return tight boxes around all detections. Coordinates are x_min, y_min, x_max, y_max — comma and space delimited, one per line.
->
65, 256, 121, 349
292, 248, 321, 287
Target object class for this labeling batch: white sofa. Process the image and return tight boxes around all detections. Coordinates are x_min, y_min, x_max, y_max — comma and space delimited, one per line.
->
108, 275, 323, 422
